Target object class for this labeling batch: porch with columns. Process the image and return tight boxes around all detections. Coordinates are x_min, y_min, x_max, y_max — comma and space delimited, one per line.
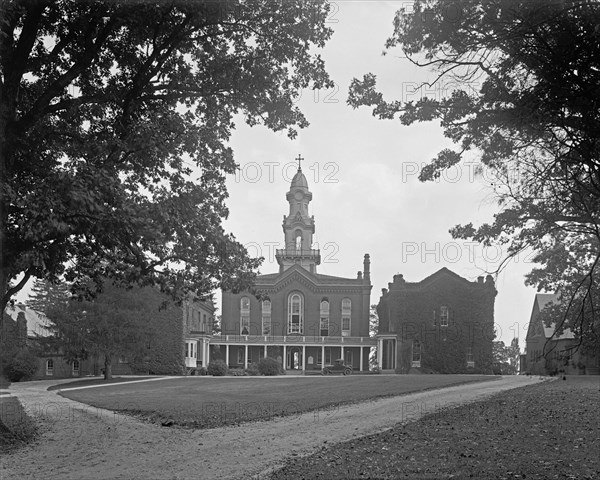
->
209, 335, 377, 373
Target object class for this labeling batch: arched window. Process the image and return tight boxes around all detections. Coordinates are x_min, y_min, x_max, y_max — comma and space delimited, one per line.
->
320, 299, 329, 336
240, 297, 250, 335
288, 293, 303, 334
412, 340, 422, 367
341, 298, 351, 336
46, 359, 54, 376
262, 300, 272, 335
295, 232, 302, 253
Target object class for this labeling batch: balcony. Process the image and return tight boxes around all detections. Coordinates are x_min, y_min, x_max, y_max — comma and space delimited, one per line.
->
275, 248, 321, 263
209, 335, 377, 346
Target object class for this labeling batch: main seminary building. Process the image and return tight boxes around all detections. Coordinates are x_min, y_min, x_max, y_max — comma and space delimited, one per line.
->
197, 162, 497, 374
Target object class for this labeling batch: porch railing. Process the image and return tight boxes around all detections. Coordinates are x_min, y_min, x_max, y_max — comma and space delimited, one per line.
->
209, 335, 377, 345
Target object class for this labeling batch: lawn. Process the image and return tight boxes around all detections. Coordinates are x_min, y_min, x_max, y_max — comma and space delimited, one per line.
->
47, 375, 158, 391
59, 374, 496, 429
270, 376, 600, 480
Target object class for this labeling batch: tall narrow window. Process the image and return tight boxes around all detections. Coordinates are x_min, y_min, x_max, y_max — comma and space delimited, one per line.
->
46, 359, 54, 376
72, 359, 80, 375
341, 298, 351, 336
295, 232, 302, 253
262, 300, 272, 335
288, 293, 303, 334
467, 345, 474, 368
433, 309, 438, 326
412, 340, 422, 367
440, 306, 449, 327
240, 297, 250, 335
320, 300, 329, 336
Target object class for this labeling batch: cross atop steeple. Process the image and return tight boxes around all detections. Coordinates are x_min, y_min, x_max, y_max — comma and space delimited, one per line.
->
296, 154, 304, 171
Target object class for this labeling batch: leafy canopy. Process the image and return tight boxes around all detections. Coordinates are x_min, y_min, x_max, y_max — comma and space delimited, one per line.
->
0, 0, 334, 314
348, 0, 600, 352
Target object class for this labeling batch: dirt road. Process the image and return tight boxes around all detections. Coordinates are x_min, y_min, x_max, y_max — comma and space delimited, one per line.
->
0, 375, 545, 480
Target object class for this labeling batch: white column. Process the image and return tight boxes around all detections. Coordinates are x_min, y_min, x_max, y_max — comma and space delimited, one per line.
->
244, 345, 248, 369
205, 339, 210, 366
264, 345, 268, 358
360, 347, 364, 372
377, 339, 382, 369
302, 345, 306, 372
225, 344, 229, 367
321, 345, 325, 368
340, 346, 343, 362
282, 344, 287, 371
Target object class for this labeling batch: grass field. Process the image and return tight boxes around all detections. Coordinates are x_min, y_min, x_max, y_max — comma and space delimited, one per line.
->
47, 376, 158, 391
59, 374, 496, 429
271, 376, 600, 480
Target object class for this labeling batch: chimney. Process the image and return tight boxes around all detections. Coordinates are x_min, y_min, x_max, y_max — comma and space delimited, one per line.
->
477, 276, 484, 284
363, 254, 370, 282
357, 271, 363, 280
17, 311, 27, 348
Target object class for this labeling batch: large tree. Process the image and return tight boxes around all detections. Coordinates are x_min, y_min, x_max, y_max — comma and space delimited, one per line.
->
348, 0, 600, 353
0, 0, 334, 318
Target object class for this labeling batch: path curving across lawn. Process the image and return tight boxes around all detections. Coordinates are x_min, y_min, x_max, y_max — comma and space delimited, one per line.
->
57, 374, 498, 429
1, 375, 547, 479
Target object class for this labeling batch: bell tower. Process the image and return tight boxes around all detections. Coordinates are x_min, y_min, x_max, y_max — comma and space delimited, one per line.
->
276, 155, 321, 273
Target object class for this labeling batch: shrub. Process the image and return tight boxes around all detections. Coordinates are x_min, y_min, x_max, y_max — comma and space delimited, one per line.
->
245, 363, 260, 376
207, 359, 228, 376
197, 367, 208, 376
4, 349, 38, 382
228, 368, 247, 376
258, 357, 283, 376
370, 366, 381, 374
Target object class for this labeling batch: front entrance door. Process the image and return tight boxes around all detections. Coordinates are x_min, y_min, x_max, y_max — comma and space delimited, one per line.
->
287, 347, 302, 370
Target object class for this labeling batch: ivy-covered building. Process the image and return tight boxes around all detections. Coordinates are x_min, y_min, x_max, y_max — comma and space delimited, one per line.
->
212, 163, 375, 372
376, 268, 496, 373
524, 293, 600, 375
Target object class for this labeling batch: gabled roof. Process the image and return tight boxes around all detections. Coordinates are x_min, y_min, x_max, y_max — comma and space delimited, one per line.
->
4, 304, 51, 337
255, 264, 365, 292
526, 293, 575, 341
390, 267, 490, 291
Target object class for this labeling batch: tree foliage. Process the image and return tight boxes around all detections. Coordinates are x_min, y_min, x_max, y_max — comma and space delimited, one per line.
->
348, 0, 600, 352
41, 281, 180, 379
0, 0, 334, 316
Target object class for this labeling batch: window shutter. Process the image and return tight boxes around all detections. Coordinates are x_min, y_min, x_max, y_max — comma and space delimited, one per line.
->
433, 309, 437, 326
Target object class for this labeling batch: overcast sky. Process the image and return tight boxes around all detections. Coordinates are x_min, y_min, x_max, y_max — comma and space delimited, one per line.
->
223, 1, 540, 348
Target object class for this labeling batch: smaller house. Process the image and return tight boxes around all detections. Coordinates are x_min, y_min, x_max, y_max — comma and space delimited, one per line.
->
524, 293, 599, 375
183, 297, 216, 372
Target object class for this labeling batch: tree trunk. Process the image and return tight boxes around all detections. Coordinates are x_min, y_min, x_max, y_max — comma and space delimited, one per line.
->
104, 354, 112, 380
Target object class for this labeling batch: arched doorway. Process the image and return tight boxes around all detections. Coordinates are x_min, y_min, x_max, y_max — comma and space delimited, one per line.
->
287, 346, 303, 370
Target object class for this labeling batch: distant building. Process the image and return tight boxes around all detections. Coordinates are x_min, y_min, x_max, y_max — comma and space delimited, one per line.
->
212, 163, 375, 372
2, 303, 100, 379
524, 293, 600, 375
2, 286, 206, 379
376, 269, 496, 373
183, 297, 216, 371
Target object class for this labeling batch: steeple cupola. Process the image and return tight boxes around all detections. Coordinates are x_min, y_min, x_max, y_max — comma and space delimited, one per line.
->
276, 155, 321, 273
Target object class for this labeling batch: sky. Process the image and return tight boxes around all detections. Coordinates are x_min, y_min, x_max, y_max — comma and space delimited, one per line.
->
14, 1, 540, 348
222, 1, 540, 348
